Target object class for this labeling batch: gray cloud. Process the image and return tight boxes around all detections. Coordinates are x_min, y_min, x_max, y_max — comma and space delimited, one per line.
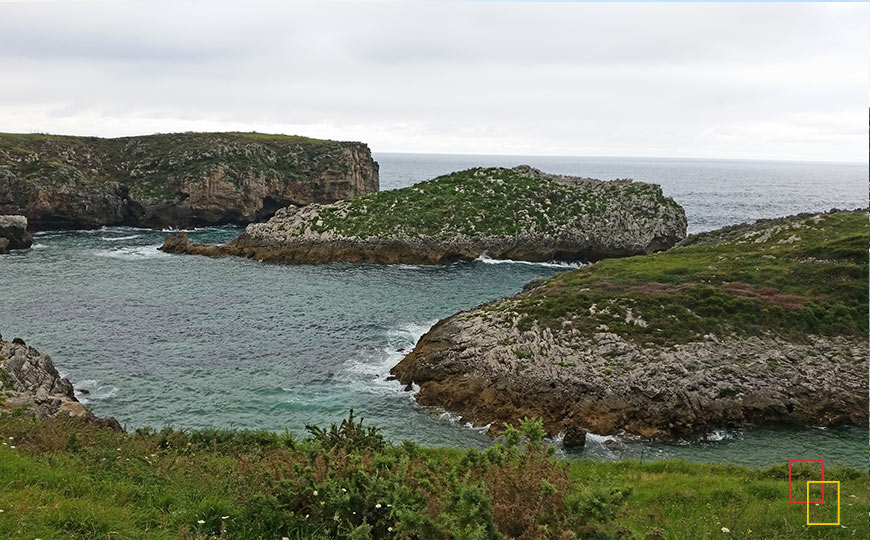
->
0, 0, 866, 161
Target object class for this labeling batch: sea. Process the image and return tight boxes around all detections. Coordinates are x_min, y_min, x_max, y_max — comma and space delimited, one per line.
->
1, 153, 867, 468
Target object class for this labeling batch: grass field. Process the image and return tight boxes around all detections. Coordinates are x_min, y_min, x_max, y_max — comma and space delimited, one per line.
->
0, 414, 865, 540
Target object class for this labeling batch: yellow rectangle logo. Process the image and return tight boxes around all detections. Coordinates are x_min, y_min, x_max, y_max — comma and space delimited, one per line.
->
806, 481, 840, 526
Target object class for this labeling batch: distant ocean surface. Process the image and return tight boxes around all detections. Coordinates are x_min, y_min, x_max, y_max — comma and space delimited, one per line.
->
1, 154, 867, 468
377, 153, 869, 234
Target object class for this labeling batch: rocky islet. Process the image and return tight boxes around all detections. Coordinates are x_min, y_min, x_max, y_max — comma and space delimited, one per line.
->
161, 165, 688, 264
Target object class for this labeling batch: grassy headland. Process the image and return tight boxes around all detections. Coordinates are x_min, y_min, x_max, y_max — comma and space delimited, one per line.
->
391, 209, 869, 439
0, 414, 865, 540
0, 131, 378, 229
504, 209, 868, 344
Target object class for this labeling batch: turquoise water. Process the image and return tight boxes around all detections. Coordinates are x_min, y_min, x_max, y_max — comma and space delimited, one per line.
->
1, 154, 867, 468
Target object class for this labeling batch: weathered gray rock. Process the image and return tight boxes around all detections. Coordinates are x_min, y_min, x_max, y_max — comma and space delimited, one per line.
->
391, 210, 869, 441
0, 336, 122, 430
163, 166, 687, 265
0, 214, 32, 252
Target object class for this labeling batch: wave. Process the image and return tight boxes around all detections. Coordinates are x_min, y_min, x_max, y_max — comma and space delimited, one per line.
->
100, 235, 142, 242
73, 379, 119, 404
160, 225, 240, 233
435, 410, 491, 433
93, 244, 168, 260
343, 321, 435, 396
474, 254, 581, 269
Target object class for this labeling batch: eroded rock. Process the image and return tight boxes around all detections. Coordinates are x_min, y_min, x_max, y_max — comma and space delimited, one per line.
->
0, 337, 122, 430
0, 215, 32, 253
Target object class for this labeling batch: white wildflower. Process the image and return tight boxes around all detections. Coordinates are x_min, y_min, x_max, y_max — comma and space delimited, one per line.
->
721, 527, 730, 533
197, 519, 205, 524
375, 503, 382, 509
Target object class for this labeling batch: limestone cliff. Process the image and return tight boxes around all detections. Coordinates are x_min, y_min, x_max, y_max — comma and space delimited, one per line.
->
162, 166, 687, 264
0, 132, 379, 229
0, 214, 32, 253
391, 210, 869, 441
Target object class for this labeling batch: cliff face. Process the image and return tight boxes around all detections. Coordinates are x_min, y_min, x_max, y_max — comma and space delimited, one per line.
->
0, 132, 379, 230
391, 210, 869, 441
0, 336, 121, 430
162, 166, 687, 264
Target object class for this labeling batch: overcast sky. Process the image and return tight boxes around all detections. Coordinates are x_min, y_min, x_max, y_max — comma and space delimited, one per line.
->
0, 1, 867, 162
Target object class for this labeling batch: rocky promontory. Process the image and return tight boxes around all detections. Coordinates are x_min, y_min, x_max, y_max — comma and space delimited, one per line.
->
0, 336, 121, 430
161, 166, 687, 264
0, 214, 32, 253
391, 209, 869, 441
0, 131, 378, 230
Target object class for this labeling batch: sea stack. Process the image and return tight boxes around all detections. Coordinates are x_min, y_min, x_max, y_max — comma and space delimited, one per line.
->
0, 215, 32, 253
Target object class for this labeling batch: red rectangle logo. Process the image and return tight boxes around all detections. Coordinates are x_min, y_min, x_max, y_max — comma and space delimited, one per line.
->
788, 459, 824, 504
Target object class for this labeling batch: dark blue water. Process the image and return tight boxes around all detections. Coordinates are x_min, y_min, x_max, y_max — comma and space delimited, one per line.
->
1, 154, 867, 468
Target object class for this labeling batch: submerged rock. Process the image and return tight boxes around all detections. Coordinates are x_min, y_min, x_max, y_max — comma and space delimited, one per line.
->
0, 337, 122, 430
162, 166, 687, 265
0, 215, 32, 253
391, 209, 869, 440
0, 131, 378, 230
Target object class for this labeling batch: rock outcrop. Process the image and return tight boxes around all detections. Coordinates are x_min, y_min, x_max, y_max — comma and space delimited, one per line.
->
0, 214, 32, 253
162, 166, 687, 264
0, 132, 379, 230
391, 210, 869, 441
0, 336, 122, 430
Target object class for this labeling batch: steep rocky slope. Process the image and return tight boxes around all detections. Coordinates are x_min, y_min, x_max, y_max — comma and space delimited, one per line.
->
0, 336, 121, 429
0, 132, 378, 229
162, 166, 686, 264
391, 210, 869, 441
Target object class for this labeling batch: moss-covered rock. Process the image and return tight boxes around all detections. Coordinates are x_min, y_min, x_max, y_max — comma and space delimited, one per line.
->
391, 209, 869, 439
163, 166, 687, 264
0, 131, 379, 229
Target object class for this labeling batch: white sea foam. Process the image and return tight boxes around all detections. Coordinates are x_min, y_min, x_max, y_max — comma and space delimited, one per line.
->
94, 244, 168, 260
343, 321, 435, 396
30, 243, 48, 249
100, 235, 142, 241
474, 254, 581, 269
706, 430, 734, 442
73, 379, 118, 404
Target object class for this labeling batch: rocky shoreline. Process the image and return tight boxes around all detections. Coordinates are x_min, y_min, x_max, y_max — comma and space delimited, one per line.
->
391, 209, 869, 441
0, 336, 121, 430
162, 166, 687, 265
0, 131, 379, 230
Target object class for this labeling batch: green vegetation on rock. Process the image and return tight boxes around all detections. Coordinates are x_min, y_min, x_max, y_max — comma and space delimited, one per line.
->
0, 414, 866, 540
502, 210, 868, 345
308, 166, 681, 239
0, 131, 378, 229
